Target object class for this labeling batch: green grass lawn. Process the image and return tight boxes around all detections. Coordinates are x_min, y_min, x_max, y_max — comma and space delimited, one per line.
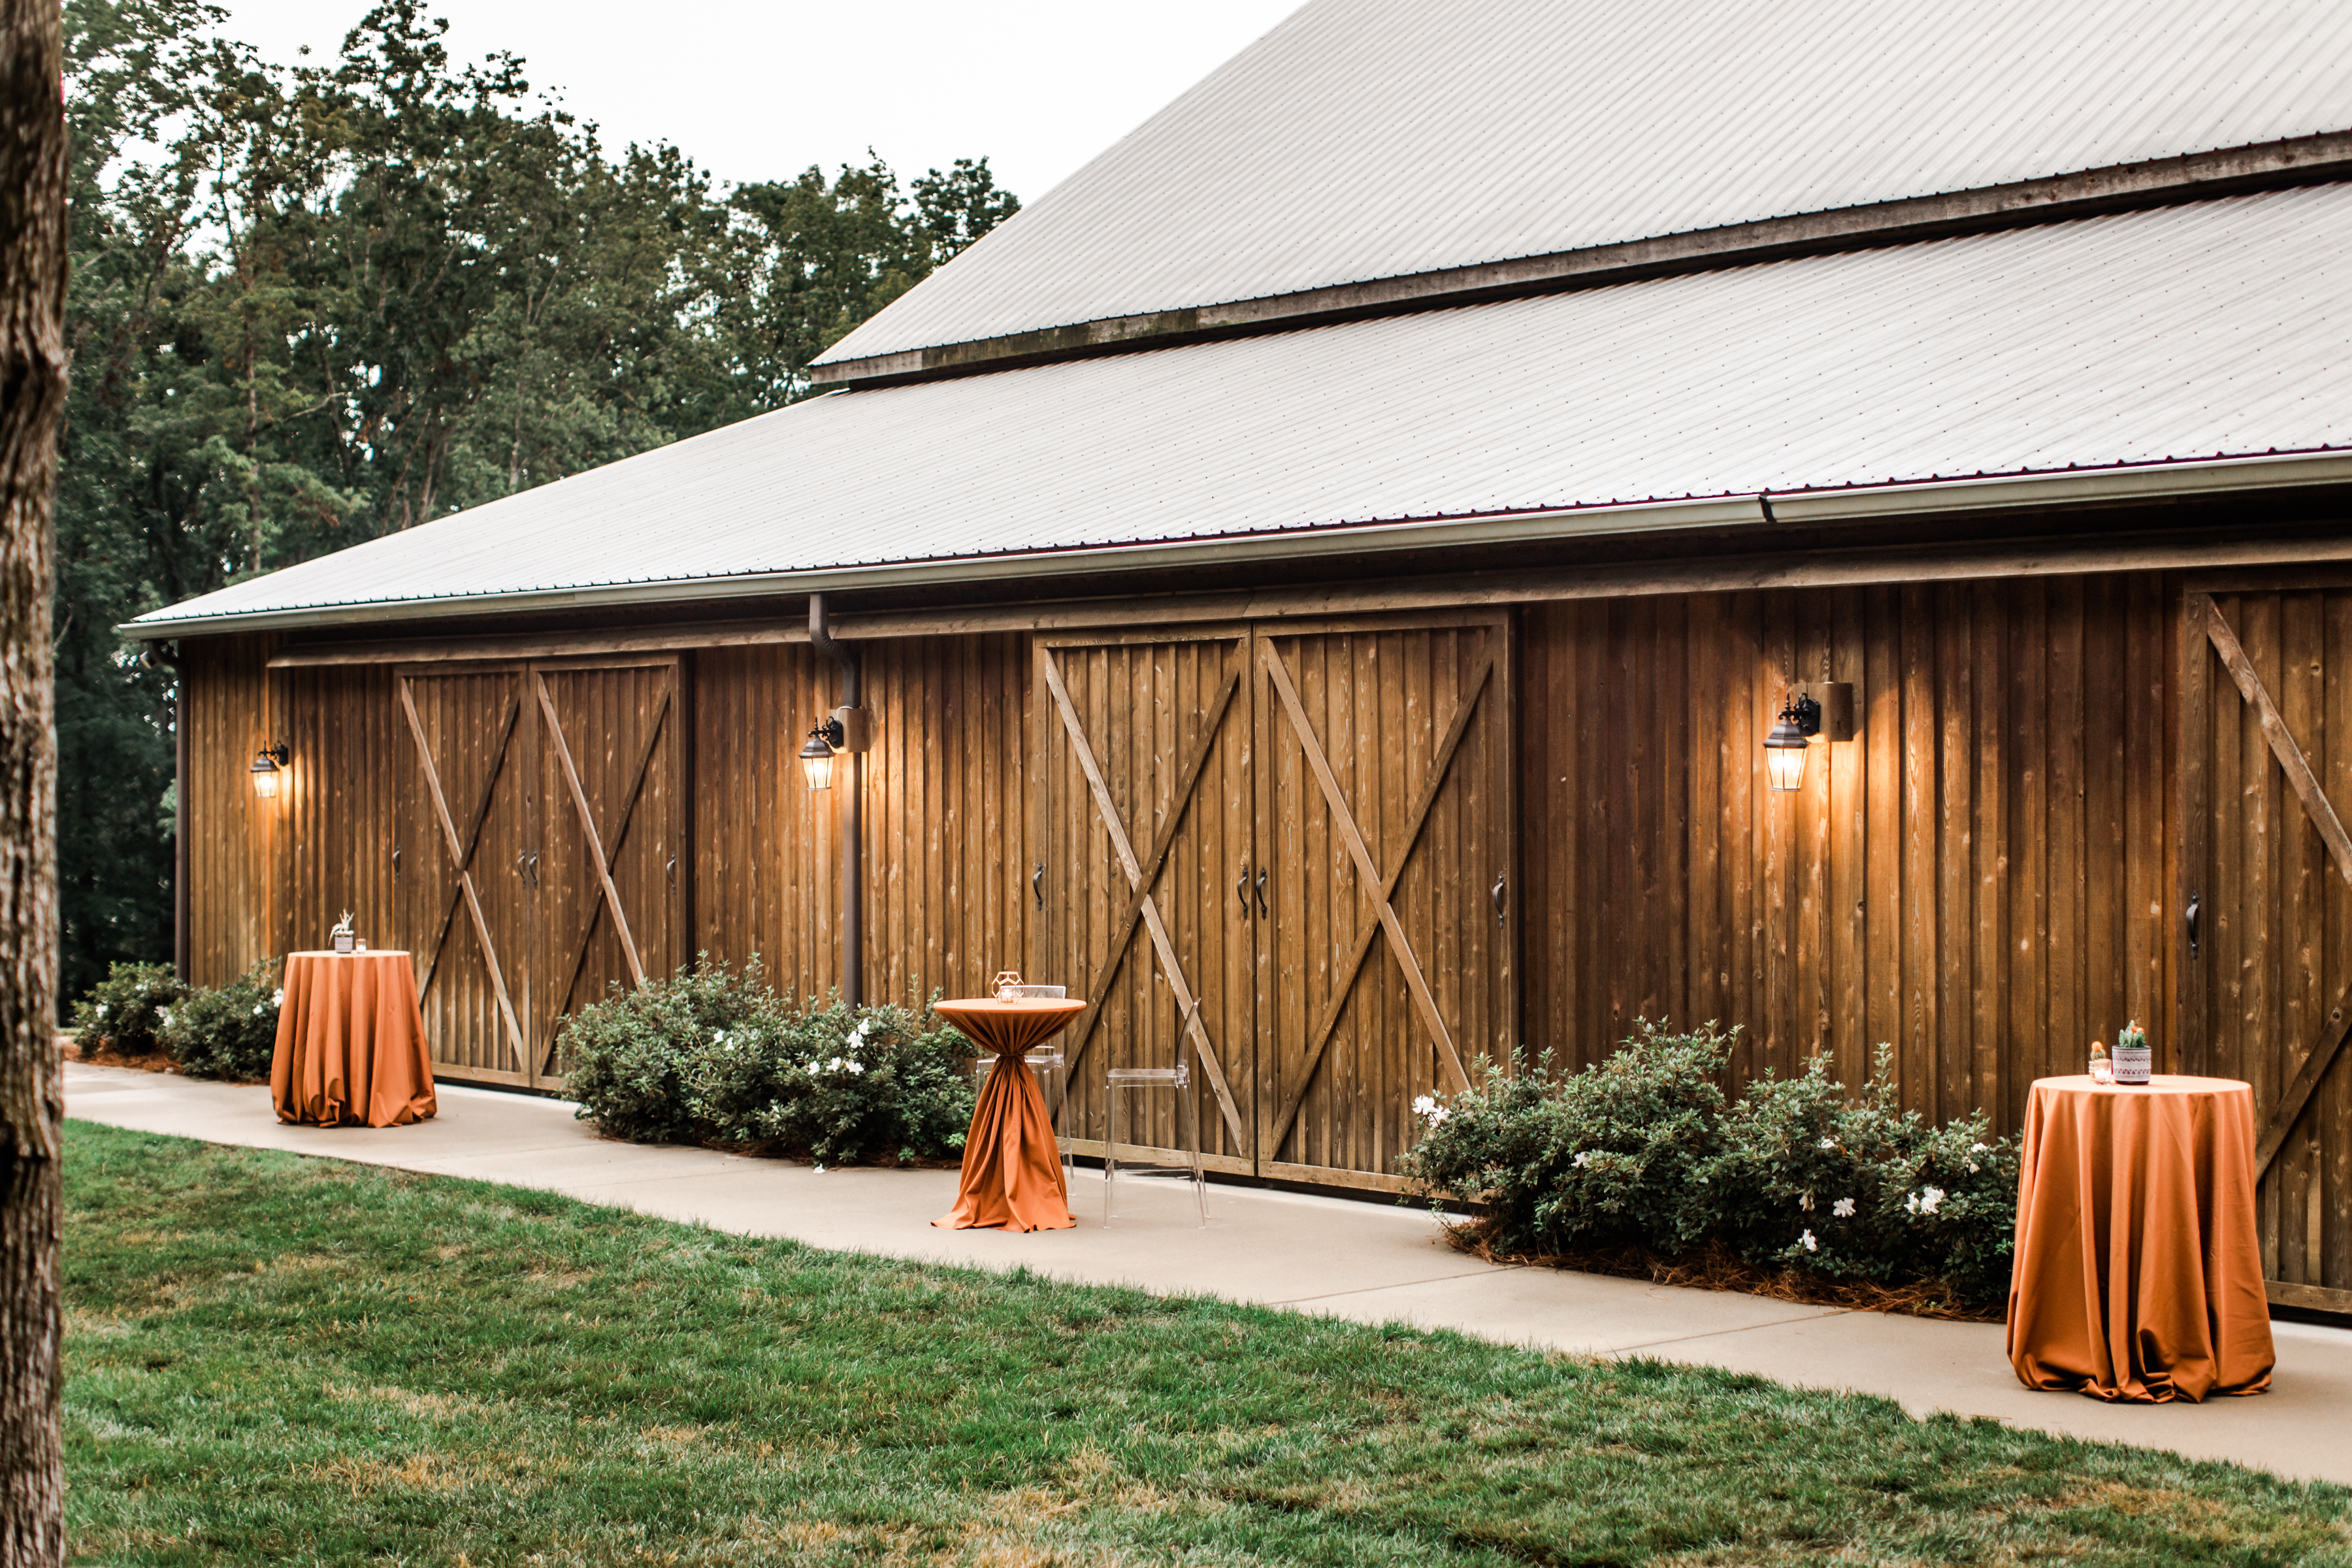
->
61, 1122, 2352, 1567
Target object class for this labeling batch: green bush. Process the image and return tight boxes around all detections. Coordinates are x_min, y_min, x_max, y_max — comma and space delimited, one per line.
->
161, 960, 282, 1082
70, 962, 188, 1058
1399, 1020, 1733, 1256
1712, 1045, 2019, 1305
561, 955, 977, 1166
1399, 1022, 2019, 1311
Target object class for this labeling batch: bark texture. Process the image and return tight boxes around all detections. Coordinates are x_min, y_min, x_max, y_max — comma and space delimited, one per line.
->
0, 0, 65, 1560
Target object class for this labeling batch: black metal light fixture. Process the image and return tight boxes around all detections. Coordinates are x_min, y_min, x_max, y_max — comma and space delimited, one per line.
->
249, 742, 290, 800
1763, 693, 1820, 792
798, 718, 843, 791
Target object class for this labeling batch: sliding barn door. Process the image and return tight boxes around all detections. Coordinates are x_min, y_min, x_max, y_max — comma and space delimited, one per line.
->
1035, 629, 1256, 1173
396, 665, 535, 1085
1255, 613, 1516, 1188
530, 657, 689, 1085
2184, 587, 2352, 1313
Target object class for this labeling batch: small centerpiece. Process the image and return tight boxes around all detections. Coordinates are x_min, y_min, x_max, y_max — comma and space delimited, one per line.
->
2088, 1040, 2114, 1085
992, 969, 1023, 1002
2113, 1020, 2151, 1085
331, 910, 356, 955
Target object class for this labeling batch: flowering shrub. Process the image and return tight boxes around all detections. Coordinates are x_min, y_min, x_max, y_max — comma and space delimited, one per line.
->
161, 961, 284, 1081
1399, 1020, 1733, 1256
1712, 1046, 2018, 1307
71, 962, 188, 1058
1399, 1022, 2021, 1311
561, 956, 976, 1165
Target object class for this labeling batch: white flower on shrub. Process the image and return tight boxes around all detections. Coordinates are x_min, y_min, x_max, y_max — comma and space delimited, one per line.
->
1831, 1197, 1855, 1218
1797, 1192, 1814, 1211
1800, 1230, 1818, 1252
95, 1003, 107, 1019
1818, 1137, 1835, 1151
157, 1009, 172, 1027
1904, 1186, 1947, 1217
1572, 1151, 1591, 1169
250, 1002, 267, 1017
272, 988, 284, 1007
1410, 1094, 1446, 1126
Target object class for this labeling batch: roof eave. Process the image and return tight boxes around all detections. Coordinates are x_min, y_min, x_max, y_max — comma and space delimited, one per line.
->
120, 449, 2352, 640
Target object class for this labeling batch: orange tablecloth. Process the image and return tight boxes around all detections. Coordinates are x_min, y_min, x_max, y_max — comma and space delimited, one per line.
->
933, 997, 1085, 1232
270, 951, 438, 1128
2007, 1075, 2274, 1403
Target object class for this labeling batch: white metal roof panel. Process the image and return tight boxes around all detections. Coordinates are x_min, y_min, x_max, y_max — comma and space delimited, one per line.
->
818, 0, 2352, 364
136, 186, 2352, 630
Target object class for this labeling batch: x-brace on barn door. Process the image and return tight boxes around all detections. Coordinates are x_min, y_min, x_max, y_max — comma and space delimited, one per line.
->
1032, 612, 1515, 1191
1037, 629, 1254, 1170
397, 656, 687, 1089
1254, 613, 1514, 1188
2183, 586, 2352, 1313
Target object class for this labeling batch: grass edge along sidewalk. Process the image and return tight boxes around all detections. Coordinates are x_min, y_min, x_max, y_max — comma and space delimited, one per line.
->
61, 1123, 2352, 1567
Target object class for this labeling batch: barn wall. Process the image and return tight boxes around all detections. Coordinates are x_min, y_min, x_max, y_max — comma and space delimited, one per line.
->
272, 660, 402, 970
1518, 574, 2176, 1135
692, 632, 1032, 1007
183, 632, 278, 987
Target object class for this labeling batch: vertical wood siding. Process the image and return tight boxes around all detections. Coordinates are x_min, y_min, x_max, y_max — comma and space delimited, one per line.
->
691, 634, 1031, 1007
1518, 574, 2174, 1135
183, 633, 278, 987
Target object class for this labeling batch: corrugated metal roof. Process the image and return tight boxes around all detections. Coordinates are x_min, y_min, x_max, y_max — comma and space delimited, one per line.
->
136, 186, 2352, 632
818, 0, 2352, 365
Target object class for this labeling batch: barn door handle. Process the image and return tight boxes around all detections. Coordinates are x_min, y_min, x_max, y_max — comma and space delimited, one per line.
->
1492, 873, 1507, 926
1033, 862, 1045, 909
1235, 872, 1250, 915
667, 855, 677, 889
393, 844, 401, 879
516, 852, 529, 881
2185, 892, 2200, 959
1254, 868, 1267, 916
528, 851, 540, 889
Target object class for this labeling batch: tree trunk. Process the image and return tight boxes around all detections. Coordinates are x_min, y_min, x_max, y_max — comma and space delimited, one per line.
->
0, 0, 66, 1560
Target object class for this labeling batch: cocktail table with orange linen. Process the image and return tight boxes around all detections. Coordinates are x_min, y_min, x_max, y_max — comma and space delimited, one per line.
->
270, 951, 438, 1128
933, 996, 1085, 1232
2007, 1074, 2274, 1403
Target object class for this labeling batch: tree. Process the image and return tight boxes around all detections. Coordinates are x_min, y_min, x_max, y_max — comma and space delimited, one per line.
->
52, 0, 1019, 1003
0, 0, 67, 1557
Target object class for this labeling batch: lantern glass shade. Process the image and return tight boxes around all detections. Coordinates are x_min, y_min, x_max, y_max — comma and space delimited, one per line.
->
1762, 716, 1810, 792
798, 730, 836, 791
249, 747, 283, 798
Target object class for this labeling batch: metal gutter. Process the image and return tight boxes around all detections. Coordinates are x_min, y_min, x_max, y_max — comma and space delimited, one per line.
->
121, 449, 2352, 639
813, 132, 2352, 389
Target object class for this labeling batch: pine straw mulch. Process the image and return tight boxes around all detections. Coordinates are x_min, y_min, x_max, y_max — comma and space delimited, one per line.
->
60, 1034, 184, 1073
1443, 1218, 2005, 1323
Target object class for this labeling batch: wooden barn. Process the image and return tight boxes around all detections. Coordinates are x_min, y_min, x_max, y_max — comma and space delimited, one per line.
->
131, 0, 2352, 1311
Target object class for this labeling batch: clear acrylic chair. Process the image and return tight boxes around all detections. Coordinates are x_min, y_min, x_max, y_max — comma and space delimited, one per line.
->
972, 1047, 1074, 1183
1103, 1021, 1207, 1227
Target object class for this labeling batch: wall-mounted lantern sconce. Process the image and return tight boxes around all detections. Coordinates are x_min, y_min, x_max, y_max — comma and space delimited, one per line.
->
1763, 682, 1855, 792
798, 719, 842, 791
1763, 694, 1819, 792
250, 743, 290, 800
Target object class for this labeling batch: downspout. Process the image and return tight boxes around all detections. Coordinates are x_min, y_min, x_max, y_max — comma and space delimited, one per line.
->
808, 594, 862, 1008
145, 642, 189, 983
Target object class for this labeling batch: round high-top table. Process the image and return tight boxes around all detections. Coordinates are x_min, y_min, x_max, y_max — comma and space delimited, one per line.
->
2007, 1075, 2274, 1403
270, 951, 438, 1128
932, 996, 1085, 1232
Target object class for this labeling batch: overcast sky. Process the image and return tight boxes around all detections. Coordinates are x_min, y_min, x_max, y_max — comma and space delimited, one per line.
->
214, 0, 1301, 206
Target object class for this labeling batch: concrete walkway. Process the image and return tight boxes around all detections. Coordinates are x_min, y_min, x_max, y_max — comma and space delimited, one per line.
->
64, 1061, 2352, 1488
